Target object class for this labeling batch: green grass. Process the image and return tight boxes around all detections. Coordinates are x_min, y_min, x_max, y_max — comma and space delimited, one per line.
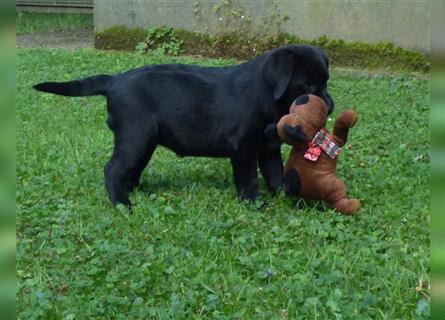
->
16, 12, 93, 35
17, 47, 430, 319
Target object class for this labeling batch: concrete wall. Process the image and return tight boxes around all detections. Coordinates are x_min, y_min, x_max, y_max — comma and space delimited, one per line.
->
431, 0, 444, 54
94, 0, 430, 52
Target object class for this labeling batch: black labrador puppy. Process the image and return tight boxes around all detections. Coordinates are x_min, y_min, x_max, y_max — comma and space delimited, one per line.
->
34, 44, 334, 206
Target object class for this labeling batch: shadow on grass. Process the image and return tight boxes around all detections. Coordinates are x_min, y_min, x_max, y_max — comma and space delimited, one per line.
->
136, 167, 330, 214
138, 171, 232, 194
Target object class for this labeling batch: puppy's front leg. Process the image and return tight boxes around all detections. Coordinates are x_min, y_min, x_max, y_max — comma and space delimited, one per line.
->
259, 139, 284, 194
230, 148, 259, 200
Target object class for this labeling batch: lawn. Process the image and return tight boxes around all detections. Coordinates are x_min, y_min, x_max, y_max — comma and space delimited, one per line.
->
17, 47, 430, 319
16, 12, 93, 35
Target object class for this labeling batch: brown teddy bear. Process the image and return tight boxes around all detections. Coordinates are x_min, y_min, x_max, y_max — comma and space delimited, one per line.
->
266, 94, 360, 215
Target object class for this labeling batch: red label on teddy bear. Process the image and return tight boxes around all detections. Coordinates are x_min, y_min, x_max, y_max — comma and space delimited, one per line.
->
304, 142, 322, 161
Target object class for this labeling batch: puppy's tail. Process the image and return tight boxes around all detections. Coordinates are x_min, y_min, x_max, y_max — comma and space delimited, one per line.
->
33, 74, 112, 97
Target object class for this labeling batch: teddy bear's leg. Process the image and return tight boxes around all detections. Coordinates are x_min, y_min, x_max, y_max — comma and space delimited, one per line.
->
325, 179, 360, 215
329, 198, 361, 215
284, 168, 301, 196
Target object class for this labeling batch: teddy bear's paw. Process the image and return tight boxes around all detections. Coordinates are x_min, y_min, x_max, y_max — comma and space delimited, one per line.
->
340, 110, 359, 128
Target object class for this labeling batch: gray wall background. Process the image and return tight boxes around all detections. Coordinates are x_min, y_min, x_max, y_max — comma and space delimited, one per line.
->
95, 0, 430, 52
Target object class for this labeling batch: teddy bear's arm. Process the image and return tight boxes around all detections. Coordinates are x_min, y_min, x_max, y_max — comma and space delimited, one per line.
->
332, 110, 358, 146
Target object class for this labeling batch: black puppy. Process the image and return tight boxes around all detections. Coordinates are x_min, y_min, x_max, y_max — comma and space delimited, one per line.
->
34, 45, 334, 206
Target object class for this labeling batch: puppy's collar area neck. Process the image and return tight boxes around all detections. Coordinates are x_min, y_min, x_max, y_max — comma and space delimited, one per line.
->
304, 128, 341, 161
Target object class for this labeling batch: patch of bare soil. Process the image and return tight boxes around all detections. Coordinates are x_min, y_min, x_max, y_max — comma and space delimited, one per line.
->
17, 28, 94, 49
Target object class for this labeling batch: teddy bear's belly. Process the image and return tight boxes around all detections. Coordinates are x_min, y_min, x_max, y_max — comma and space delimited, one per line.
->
299, 173, 335, 200
285, 155, 337, 200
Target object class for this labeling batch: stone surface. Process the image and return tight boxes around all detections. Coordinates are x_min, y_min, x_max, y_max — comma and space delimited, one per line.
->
16, 28, 94, 49
94, 0, 430, 52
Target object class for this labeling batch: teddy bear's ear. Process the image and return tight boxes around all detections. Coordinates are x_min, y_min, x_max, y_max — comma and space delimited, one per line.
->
263, 49, 295, 100
294, 94, 310, 105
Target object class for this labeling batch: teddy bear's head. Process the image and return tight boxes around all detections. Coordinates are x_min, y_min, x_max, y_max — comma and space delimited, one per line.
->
276, 94, 328, 145
290, 94, 328, 133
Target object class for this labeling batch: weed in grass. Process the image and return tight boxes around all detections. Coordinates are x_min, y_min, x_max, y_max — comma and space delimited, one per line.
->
17, 48, 429, 318
136, 26, 184, 56
95, 26, 147, 52
95, 25, 429, 73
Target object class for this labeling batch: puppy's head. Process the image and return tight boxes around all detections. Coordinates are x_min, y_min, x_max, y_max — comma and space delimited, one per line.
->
263, 44, 334, 115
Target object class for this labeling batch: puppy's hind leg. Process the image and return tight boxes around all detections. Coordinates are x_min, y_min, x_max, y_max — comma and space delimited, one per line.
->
127, 140, 157, 191
105, 120, 158, 207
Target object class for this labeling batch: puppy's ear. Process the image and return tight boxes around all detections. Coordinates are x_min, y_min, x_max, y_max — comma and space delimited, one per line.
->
263, 49, 295, 100
318, 46, 329, 68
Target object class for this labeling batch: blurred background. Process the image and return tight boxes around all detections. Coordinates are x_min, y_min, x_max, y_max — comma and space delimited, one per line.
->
431, 1, 445, 319
1, 0, 16, 319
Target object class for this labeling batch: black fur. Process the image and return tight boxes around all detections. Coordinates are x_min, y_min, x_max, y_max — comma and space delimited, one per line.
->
34, 44, 334, 206
33, 75, 112, 96
264, 123, 279, 139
